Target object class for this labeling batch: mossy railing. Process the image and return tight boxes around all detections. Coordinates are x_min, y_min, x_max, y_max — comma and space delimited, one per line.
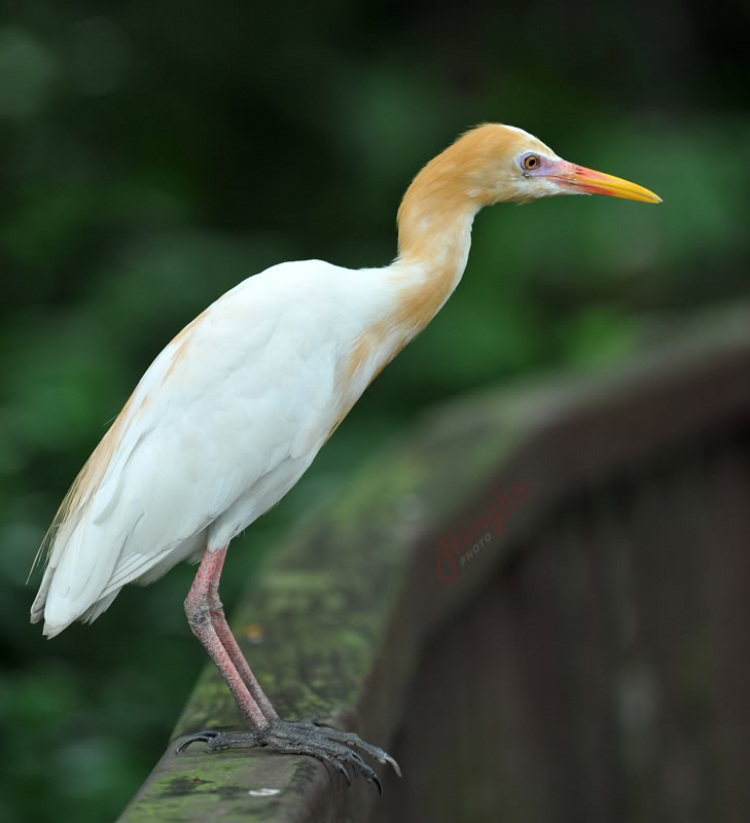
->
119, 306, 750, 823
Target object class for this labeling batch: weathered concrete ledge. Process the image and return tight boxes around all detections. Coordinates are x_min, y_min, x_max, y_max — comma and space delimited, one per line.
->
118, 304, 750, 822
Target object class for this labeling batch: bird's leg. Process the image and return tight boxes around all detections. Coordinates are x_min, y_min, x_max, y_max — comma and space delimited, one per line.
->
177, 545, 401, 792
181, 546, 269, 733
205, 546, 278, 721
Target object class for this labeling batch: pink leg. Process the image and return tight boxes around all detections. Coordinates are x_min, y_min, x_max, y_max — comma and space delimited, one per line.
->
184, 546, 269, 730
205, 546, 279, 721
179, 546, 399, 792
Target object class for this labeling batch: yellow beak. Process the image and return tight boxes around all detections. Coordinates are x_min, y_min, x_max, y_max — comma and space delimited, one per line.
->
561, 162, 662, 204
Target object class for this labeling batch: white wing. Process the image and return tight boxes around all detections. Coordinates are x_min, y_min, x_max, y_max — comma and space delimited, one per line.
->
31, 259, 377, 637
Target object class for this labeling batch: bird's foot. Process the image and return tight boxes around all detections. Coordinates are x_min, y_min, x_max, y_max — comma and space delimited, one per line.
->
294, 716, 401, 777
176, 717, 400, 793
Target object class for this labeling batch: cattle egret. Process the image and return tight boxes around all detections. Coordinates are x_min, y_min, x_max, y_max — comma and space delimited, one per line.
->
30, 123, 660, 790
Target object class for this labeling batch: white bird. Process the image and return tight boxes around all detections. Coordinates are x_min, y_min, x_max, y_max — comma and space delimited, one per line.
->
30, 123, 660, 789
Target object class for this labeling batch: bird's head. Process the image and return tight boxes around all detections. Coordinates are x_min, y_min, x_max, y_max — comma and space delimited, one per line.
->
452, 122, 662, 206
403, 123, 661, 214
396, 122, 660, 267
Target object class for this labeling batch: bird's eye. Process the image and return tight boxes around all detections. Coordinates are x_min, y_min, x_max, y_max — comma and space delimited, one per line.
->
522, 154, 540, 171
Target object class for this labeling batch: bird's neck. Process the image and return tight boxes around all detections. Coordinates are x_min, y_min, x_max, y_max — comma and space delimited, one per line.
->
388, 176, 480, 338
329, 172, 480, 437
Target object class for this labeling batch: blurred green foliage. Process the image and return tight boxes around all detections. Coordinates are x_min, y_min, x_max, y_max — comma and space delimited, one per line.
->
0, 1, 748, 820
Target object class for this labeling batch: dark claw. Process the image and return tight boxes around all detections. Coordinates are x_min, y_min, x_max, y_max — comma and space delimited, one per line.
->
369, 771, 383, 795
175, 731, 219, 755
329, 758, 352, 787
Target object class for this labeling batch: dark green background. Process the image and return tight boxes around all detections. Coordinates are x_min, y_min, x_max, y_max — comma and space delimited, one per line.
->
1, 1, 748, 820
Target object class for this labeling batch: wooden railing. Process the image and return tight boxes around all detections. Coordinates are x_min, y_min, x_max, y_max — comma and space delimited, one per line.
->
119, 306, 750, 823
